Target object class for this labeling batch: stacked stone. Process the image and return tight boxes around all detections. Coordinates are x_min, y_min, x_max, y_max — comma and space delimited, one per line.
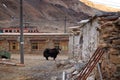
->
99, 18, 120, 79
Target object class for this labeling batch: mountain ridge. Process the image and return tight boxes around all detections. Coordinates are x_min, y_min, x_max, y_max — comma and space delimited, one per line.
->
0, 0, 119, 32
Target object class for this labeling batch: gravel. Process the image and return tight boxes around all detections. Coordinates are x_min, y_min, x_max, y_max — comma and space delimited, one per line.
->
0, 54, 68, 80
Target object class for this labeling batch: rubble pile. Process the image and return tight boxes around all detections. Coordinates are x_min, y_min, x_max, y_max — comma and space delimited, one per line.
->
56, 59, 86, 80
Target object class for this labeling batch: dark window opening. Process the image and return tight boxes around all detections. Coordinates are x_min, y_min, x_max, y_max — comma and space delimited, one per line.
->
5, 30, 8, 32
31, 43, 38, 50
9, 30, 12, 32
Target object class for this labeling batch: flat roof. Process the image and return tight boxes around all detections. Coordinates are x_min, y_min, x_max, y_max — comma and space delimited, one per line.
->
0, 33, 70, 36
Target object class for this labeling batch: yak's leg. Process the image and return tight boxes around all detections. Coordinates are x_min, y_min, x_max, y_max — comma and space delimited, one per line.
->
53, 56, 56, 60
53, 57, 55, 60
45, 57, 49, 60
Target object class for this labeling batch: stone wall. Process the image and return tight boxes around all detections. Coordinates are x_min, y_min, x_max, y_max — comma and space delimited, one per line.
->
99, 18, 120, 80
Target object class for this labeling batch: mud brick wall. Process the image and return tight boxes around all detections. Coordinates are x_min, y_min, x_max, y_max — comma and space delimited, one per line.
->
99, 19, 120, 80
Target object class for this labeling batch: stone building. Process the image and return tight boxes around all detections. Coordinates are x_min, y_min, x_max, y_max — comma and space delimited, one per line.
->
0, 28, 69, 54
69, 13, 120, 80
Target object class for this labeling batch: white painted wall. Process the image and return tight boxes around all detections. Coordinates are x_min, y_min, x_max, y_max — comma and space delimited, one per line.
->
69, 18, 100, 62
81, 20, 99, 62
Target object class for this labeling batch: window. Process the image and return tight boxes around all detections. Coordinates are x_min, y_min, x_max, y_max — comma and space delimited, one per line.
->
9, 41, 19, 50
31, 41, 45, 50
5, 30, 8, 32
31, 42, 38, 50
9, 30, 12, 32
13, 30, 16, 33
17, 30, 19, 32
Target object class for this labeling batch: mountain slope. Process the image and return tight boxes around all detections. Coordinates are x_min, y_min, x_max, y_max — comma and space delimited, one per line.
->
0, 0, 118, 32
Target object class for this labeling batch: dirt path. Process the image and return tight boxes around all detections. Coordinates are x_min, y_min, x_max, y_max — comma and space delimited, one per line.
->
0, 54, 68, 80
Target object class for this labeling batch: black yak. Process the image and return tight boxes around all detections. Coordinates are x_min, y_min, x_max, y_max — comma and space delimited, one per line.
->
43, 48, 61, 60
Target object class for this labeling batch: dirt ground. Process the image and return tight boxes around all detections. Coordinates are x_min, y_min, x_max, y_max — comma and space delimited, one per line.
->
0, 54, 69, 80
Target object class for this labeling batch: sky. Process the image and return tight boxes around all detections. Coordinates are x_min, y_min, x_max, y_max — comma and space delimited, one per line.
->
89, 0, 120, 9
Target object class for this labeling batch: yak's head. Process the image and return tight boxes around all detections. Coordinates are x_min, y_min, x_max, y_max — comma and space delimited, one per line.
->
54, 47, 61, 53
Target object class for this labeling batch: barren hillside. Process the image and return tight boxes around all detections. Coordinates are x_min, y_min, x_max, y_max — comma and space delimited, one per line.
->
0, 0, 119, 32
